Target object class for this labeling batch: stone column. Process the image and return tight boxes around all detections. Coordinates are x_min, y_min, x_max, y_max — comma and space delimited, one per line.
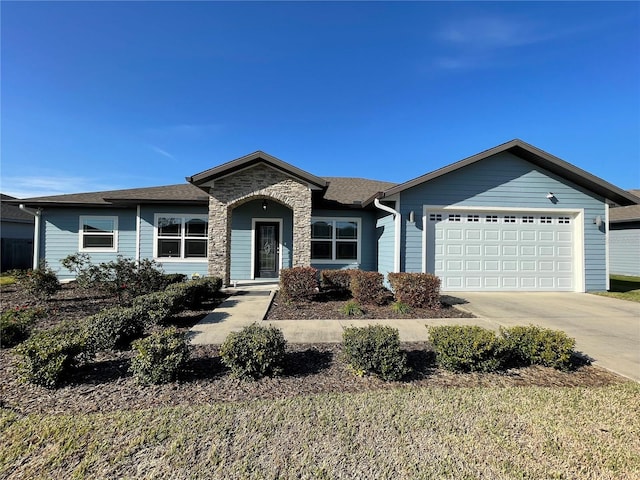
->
292, 190, 312, 267
207, 196, 231, 284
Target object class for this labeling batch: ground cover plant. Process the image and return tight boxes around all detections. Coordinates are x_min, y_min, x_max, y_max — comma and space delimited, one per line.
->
593, 274, 640, 302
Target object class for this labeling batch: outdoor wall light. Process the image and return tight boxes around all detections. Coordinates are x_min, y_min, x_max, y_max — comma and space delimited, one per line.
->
593, 215, 603, 227
546, 192, 555, 200
262, 200, 268, 211
409, 210, 415, 222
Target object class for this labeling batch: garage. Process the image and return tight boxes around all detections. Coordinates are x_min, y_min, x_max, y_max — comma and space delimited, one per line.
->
425, 210, 579, 291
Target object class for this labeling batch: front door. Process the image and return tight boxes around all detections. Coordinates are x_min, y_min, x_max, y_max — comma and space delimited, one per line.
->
255, 222, 280, 278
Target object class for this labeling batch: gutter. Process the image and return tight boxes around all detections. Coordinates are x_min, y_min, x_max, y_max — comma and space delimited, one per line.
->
19, 205, 42, 270
373, 198, 401, 272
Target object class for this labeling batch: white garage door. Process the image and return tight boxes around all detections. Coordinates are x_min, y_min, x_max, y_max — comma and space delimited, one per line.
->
426, 211, 576, 291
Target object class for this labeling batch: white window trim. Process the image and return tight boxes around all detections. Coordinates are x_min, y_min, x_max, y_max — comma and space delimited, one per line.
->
311, 217, 362, 264
421, 205, 585, 293
153, 214, 208, 262
79, 215, 118, 253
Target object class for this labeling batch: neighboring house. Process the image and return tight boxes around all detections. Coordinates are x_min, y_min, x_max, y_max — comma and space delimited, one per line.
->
0, 194, 35, 271
10, 139, 639, 292
609, 189, 640, 277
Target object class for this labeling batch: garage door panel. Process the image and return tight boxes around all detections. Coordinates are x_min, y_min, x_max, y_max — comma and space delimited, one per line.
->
428, 210, 576, 291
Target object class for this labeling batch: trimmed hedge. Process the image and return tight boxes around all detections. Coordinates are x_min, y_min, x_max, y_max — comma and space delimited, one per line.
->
350, 270, 390, 305
0, 306, 45, 348
220, 323, 287, 379
130, 327, 190, 384
501, 325, 576, 370
86, 305, 150, 351
321, 269, 353, 291
388, 272, 441, 309
429, 325, 504, 373
342, 325, 409, 381
165, 277, 222, 310
15, 322, 88, 388
132, 291, 179, 325
279, 267, 319, 302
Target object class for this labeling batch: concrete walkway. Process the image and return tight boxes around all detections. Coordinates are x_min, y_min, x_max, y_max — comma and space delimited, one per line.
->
189, 286, 640, 381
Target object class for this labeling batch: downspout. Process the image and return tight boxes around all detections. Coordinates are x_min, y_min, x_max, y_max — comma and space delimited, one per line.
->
374, 198, 401, 272
19, 205, 42, 270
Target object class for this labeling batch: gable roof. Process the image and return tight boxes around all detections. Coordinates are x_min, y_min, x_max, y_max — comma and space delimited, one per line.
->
1, 194, 35, 223
187, 150, 328, 190
7, 184, 209, 207
610, 190, 640, 223
374, 139, 639, 207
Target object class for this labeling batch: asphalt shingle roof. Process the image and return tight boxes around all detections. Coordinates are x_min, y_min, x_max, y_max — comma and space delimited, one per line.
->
321, 177, 397, 205
1, 194, 35, 222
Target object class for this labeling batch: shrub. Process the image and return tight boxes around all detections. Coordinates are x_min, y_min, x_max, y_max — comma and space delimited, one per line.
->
350, 270, 390, 305
132, 291, 178, 325
14, 262, 61, 301
342, 325, 409, 381
86, 305, 149, 351
220, 323, 287, 379
15, 322, 88, 388
130, 328, 190, 384
391, 301, 411, 315
162, 273, 187, 287
61, 255, 166, 304
165, 277, 222, 310
0, 306, 45, 348
429, 325, 504, 373
340, 301, 363, 316
388, 272, 441, 309
321, 270, 353, 291
279, 267, 319, 302
500, 325, 576, 370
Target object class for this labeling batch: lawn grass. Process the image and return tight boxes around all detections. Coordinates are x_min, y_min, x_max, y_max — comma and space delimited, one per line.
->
1, 383, 639, 479
593, 275, 640, 302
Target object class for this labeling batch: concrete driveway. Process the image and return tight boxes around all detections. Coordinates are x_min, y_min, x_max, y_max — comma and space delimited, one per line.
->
455, 292, 640, 381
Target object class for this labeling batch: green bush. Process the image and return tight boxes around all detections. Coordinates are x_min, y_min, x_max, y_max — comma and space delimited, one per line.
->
220, 323, 287, 379
15, 322, 88, 389
0, 306, 45, 348
86, 305, 149, 351
429, 325, 504, 373
500, 325, 576, 370
165, 277, 222, 310
130, 328, 190, 384
342, 325, 409, 381
340, 301, 363, 316
14, 262, 61, 301
321, 269, 353, 292
279, 267, 319, 302
132, 291, 178, 325
388, 272, 441, 309
391, 301, 411, 315
61, 255, 166, 304
350, 270, 390, 305
162, 273, 187, 287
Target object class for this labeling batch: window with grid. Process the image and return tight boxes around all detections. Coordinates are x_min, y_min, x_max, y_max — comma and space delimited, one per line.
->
155, 215, 208, 260
79, 216, 118, 252
311, 218, 360, 262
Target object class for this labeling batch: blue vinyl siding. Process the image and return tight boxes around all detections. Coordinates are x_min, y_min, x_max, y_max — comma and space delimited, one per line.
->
376, 213, 395, 276
311, 209, 377, 272
609, 224, 640, 276
230, 199, 293, 280
42, 207, 136, 280
398, 152, 608, 291
139, 205, 209, 278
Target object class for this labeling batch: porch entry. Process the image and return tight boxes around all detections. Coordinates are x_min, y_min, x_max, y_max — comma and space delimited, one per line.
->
255, 221, 280, 278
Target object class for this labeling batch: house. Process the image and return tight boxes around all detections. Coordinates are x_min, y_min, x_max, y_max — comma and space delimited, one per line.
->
11, 139, 639, 292
0, 194, 35, 271
609, 190, 640, 277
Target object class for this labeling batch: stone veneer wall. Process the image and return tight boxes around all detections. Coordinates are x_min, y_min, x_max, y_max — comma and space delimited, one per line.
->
206, 163, 312, 284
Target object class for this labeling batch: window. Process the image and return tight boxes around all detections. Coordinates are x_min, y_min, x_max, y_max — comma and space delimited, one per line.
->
155, 215, 208, 260
467, 215, 479, 222
311, 218, 360, 262
448, 214, 461, 222
540, 216, 552, 224
429, 214, 442, 222
79, 216, 118, 252
485, 215, 498, 223
504, 216, 516, 223
522, 216, 534, 223
558, 216, 571, 224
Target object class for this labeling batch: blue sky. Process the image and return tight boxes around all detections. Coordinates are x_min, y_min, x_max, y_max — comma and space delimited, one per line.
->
1, 1, 639, 199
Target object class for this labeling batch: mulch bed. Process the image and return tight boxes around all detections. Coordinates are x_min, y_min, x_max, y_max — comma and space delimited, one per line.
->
0, 282, 629, 416
265, 291, 474, 320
